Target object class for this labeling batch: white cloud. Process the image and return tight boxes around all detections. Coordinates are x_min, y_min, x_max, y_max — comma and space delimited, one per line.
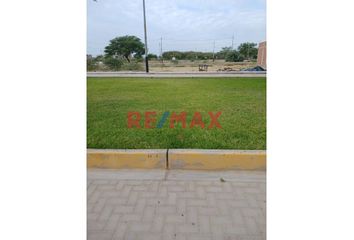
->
87, 0, 265, 55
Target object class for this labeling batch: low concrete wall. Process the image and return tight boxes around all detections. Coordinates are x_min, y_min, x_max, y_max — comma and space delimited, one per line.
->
87, 149, 266, 171
87, 149, 166, 169
168, 149, 266, 170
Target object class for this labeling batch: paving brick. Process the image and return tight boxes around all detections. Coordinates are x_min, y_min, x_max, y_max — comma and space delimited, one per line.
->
177, 223, 199, 233
177, 191, 196, 198
105, 197, 127, 206
198, 215, 210, 233
198, 207, 219, 216
151, 215, 164, 232
142, 206, 154, 222
114, 206, 134, 214
187, 199, 208, 206
104, 214, 120, 231
97, 205, 114, 222
112, 222, 127, 240
87, 170, 265, 240
134, 199, 146, 213
119, 214, 141, 222
167, 192, 177, 205
141, 233, 162, 240
177, 199, 187, 214
87, 220, 106, 231
87, 213, 99, 220
129, 222, 151, 232
187, 233, 213, 240
165, 214, 185, 223
87, 230, 113, 240
126, 191, 138, 205
168, 185, 185, 192
156, 206, 176, 214
187, 206, 198, 224
162, 223, 176, 240
93, 198, 106, 213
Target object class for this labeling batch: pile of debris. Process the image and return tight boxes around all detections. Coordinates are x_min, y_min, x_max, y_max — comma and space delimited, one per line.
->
217, 67, 236, 72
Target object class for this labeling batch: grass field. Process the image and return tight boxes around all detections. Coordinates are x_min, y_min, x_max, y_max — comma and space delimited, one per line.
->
87, 77, 266, 149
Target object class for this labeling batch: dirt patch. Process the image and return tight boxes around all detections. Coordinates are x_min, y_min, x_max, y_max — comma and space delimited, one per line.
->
149, 59, 257, 72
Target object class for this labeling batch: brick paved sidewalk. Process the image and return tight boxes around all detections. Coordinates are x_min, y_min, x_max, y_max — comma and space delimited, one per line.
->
88, 170, 266, 240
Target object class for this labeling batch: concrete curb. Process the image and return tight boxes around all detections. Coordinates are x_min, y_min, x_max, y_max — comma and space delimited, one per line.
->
169, 149, 266, 171
87, 149, 166, 169
87, 149, 266, 170
87, 72, 266, 78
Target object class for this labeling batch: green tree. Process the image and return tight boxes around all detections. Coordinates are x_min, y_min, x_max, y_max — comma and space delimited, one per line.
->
237, 42, 258, 60
216, 47, 233, 59
87, 55, 97, 71
95, 55, 104, 62
104, 36, 145, 63
147, 53, 158, 60
103, 56, 123, 71
225, 50, 245, 62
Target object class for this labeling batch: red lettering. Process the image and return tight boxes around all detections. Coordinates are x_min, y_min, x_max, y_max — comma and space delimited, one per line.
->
145, 111, 156, 128
127, 112, 141, 128
170, 112, 187, 128
190, 112, 205, 128
208, 111, 222, 128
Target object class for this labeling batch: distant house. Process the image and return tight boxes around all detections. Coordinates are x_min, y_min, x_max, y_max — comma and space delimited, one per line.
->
257, 41, 266, 69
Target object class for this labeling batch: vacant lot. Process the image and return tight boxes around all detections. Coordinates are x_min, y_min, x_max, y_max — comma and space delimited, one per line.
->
88, 59, 258, 73
87, 77, 266, 149
149, 59, 258, 72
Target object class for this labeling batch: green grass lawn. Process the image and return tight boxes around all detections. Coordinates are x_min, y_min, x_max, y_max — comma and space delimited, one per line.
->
87, 77, 266, 149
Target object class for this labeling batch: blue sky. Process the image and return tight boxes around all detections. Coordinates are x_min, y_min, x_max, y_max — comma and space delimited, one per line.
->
87, 0, 266, 56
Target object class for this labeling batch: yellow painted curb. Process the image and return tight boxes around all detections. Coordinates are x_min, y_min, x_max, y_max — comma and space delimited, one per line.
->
168, 149, 266, 170
87, 149, 166, 169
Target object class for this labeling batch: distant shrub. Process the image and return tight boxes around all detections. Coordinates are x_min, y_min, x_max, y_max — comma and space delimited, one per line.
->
87, 54, 106, 71
225, 50, 245, 62
87, 58, 98, 71
103, 56, 123, 71
147, 53, 158, 60
134, 55, 144, 62
121, 62, 144, 71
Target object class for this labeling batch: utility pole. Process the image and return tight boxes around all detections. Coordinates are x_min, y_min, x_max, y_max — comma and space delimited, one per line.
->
212, 40, 216, 62
142, 0, 149, 73
160, 37, 163, 63
231, 34, 234, 49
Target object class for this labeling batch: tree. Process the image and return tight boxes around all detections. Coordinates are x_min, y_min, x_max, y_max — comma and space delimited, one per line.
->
216, 47, 233, 59
104, 36, 145, 63
162, 51, 214, 60
103, 56, 123, 70
225, 50, 245, 62
87, 55, 97, 71
95, 55, 104, 62
237, 42, 258, 60
147, 53, 158, 60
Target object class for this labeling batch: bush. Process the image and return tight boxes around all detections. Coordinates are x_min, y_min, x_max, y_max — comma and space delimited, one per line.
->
87, 58, 98, 71
121, 62, 144, 71
87, 54, 99, 71
147, 54, 158, 60
103, 56, 123, 71
225, 50, 245, 62
238, 42, 258, 60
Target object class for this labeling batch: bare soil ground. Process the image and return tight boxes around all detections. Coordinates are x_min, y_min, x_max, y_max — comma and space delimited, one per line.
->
149, 59, 257, 72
